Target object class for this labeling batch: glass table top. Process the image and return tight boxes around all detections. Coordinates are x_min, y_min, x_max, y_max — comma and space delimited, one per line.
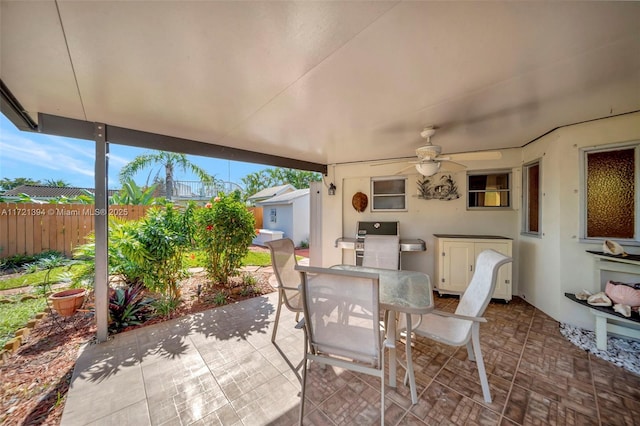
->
331, 264, 433, 314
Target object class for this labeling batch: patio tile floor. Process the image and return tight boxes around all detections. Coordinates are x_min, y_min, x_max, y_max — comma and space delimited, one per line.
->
61, 291, 640, 425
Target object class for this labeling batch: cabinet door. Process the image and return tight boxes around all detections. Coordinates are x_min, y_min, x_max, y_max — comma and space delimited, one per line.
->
442, 241, 475, 293
475, 242, 512, 300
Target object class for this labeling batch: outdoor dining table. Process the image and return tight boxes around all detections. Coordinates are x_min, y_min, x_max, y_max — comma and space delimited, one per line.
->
330, 264, 433, 404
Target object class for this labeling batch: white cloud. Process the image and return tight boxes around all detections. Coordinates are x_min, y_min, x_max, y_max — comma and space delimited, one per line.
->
0, 133, 94, 178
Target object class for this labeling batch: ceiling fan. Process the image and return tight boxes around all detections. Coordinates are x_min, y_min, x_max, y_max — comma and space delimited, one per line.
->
374, 126, 502, 177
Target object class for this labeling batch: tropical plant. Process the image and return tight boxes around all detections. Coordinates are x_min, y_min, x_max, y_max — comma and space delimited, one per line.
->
119, 151, 215, 200
0, 177, 41, 191
152, 296, 181, 318
241, 167, 321, 202
43, 179, 71, 187
108, 283, 154, 332
10, 190, 95, 204
194, 192, 255, 285
110, 179, 159, 205
122, 204, 195, 300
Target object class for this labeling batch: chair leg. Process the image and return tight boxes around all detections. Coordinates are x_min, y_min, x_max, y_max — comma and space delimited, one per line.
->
402, 314, 418, 404
380, 341, 386, 426
466, 341, 475, 361
299, 355, 308, 425
271, 297, 283, 343
471, 323, 492, 404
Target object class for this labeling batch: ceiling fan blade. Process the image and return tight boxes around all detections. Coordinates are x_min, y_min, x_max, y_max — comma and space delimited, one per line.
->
446, 150, 502, 161
370, 158, 413, 167
439, 161, 467, 172
394, 164, 417, 175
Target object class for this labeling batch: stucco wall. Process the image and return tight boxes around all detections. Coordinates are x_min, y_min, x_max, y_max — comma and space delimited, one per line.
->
318, 111, 640, 330
291, 196, 310, 246
521, 111, 640, 329
321, 148, 522, 284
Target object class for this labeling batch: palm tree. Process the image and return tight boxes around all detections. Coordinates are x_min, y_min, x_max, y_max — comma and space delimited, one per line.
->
119, 151, 214, 200
44, 179, 71, 187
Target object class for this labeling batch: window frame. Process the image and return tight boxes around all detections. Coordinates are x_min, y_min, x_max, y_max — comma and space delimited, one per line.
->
521, 159, 542, 237
580, 142, 640, 244
269, 208, 277, 223
466, 170, 512, 210
370, 176, 408, 212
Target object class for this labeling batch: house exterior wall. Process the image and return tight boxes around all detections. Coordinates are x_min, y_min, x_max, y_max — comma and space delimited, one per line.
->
521, 111, 640, 329
318, 111, 640, 331
291, 195, 310, 246
320, 148, 522, 278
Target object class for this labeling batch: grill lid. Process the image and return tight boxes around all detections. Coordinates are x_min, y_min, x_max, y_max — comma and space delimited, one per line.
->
356, 221, 399, 238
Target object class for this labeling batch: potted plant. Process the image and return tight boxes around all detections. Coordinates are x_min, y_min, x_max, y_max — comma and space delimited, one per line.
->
49, 288, 86, 317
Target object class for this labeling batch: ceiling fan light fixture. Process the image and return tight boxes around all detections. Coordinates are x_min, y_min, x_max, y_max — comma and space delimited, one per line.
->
415, 162, 441, 177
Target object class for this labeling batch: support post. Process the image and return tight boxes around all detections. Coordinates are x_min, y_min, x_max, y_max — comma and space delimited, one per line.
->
94, 123, 109, 342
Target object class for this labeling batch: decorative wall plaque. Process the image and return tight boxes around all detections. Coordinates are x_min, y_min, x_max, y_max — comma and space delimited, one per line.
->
352, 192, 368, 212
417, 174, 460, 201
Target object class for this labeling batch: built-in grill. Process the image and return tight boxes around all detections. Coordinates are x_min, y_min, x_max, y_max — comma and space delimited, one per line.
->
336, 221, 426, 267
355, 221, 399, 266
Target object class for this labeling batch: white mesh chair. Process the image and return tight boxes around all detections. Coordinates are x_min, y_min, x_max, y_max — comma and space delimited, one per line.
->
296, 265, 392, 425
362, 234, 400, 269
265, 238, 304, 378
400, 249, 512, 403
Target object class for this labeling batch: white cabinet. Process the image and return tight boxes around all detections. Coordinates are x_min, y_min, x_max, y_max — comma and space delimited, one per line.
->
434, 234, 513, 301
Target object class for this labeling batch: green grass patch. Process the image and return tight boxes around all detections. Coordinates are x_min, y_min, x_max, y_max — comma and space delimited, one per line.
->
183, 249, 272, 268
0, 264, 82, 291
241, 251, 272, 267
0, 296, 47, 347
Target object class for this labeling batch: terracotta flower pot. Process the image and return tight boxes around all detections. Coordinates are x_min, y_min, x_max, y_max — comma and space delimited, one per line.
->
49, 289, 86, 317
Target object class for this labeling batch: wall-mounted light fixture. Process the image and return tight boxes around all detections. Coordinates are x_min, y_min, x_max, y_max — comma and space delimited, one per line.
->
328, 183, 336, 196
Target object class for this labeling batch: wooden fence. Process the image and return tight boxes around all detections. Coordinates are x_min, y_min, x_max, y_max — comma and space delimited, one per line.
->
0, 203, 149, 258
1, 203, 265, 258
248, 206, 263, 229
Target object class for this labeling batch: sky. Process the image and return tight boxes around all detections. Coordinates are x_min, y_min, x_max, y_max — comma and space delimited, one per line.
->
0, 114, 269, 190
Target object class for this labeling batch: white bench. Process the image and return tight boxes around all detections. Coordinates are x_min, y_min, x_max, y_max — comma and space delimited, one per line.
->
590, 308, 640, 350
253, 229, 284, 245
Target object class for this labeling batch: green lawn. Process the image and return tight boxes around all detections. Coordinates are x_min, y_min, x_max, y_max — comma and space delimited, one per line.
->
0, 296, 47, 347
0, 264, 82, 291
183, 250, 272, 268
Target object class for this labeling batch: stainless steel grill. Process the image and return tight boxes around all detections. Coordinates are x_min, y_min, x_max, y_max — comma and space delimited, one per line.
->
336, 221, 426, 267
355, 221, 399, 266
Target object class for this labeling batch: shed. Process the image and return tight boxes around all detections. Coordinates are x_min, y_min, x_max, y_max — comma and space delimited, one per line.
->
247, 184, 295, 205
255, 188, 310, 246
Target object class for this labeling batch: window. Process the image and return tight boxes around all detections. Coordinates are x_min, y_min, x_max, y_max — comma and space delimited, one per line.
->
371, 177, 407, 211
467, 171, 511, 209
522, 160, 541, 235
270, 208, 277, 223
583, 145, 636, 240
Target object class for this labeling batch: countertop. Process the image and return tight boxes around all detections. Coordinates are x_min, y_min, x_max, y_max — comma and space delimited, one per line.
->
433, 234, 512, 240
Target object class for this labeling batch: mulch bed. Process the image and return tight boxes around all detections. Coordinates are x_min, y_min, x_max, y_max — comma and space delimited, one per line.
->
0, 250, 276, 425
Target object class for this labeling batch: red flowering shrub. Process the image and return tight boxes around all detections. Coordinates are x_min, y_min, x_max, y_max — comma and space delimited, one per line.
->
194, 192, 256, 285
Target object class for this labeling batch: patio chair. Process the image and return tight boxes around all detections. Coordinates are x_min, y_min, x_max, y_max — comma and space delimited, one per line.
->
296, 265, 393, 425
363, 234, 400, 269
265, 238, 305, 378
400, 249, 512, 403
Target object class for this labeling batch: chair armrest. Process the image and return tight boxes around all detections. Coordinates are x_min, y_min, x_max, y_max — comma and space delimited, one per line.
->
429, 310, 487, 323
280, 285, 301, 292
383, 338, 395, 349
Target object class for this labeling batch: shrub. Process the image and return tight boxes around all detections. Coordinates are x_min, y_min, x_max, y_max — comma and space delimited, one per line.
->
108, 283, 154, 332
152, 296, 182, 318
73, 205, 195, 301
129, 204, 195, 300
194, 193, 255, 285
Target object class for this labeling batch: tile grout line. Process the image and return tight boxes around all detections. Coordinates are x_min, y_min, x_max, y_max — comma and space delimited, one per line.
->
499, 308, 536, 424
587, 352, 603, 426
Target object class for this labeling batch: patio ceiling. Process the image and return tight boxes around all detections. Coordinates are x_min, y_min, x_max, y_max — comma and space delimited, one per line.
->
1, 1, 639, 169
